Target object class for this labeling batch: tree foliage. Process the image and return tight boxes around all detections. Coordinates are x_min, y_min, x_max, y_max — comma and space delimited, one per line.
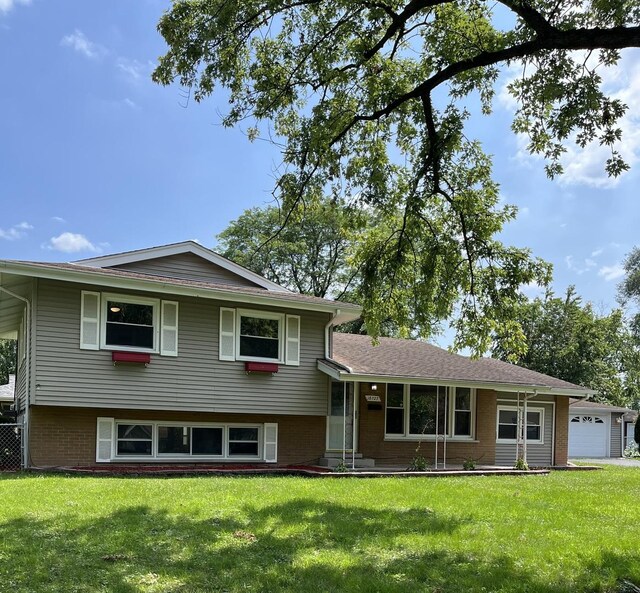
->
153, 0, 640, 353
0, 340, 17, 386
217, 196, 364, 299
493, 286, 640, 408
618, 246, 640, 336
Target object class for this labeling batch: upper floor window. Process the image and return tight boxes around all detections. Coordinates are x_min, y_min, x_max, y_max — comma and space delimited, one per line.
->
238, 312, 281, 360
80, 291, 178, 356
219, 307, 300, 366
105, 298, 156, 350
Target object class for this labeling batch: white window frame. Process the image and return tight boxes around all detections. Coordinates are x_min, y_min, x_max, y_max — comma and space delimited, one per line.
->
112, 420, 263, 461
115, 423, 154, 457
235, 309, 285, 364
450, 386, 475, 438
384, 384, 476, 441
496, 405, 544, 445
100, 293, 160, 353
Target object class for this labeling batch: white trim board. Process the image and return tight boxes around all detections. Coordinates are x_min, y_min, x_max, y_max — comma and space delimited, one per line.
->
74, 241, 289, 293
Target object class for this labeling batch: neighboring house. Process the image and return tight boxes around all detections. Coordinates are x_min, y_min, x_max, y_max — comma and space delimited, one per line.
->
0, 373, 15, 414
0, 241, 592, 469
568, 399, 638, 458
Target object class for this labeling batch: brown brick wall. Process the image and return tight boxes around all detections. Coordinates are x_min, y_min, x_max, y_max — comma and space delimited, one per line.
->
554, 396, 569, 465
28, 406, 326, 467
357, 383, 497, 466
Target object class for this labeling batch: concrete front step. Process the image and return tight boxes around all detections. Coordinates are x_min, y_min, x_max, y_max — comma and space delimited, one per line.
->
318, 456, 376, 468
322, 451, 364, 459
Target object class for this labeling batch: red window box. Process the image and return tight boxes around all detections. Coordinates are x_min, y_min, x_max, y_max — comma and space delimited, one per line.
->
112, 351, 151, 365
244, 362, 279, 374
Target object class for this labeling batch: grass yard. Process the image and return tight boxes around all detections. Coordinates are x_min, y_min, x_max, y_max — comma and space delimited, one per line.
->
0, 468, 638, 593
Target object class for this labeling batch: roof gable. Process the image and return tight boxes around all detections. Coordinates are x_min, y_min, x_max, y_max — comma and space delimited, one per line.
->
75, 241, 289, 292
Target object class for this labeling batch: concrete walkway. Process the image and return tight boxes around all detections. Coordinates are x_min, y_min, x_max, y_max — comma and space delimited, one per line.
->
570, 457, 640, 467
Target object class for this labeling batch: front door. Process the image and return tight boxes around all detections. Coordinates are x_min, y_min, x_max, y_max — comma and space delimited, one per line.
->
327, 381, 355, 451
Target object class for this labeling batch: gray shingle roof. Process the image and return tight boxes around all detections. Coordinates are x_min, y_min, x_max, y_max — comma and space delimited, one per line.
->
331, 333, 588, 392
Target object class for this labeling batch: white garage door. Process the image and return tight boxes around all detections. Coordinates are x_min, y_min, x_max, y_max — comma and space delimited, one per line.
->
569, 415, 608, 457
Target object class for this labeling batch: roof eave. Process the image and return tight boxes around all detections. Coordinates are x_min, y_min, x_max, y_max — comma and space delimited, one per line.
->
0, 261, 362, 319
317, 362, 593, 397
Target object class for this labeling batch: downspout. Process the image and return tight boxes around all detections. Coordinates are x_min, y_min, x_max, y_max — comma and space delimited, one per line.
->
324, 309, 341, 359
0, 285, 31, 469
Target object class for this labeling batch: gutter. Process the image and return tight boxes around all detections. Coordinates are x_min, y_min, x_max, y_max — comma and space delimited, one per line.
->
0, 284, 30, 469
314, 367, 593, 398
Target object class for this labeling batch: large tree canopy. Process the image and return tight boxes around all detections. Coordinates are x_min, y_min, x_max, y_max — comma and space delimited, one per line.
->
493, 287, 640, 408
217, 196, 365, 299
153, 0, 640, 353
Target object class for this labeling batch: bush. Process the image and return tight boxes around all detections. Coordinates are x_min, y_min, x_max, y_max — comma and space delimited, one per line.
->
333, 460, 349, 473
623, 442, 640, 459
408, 454, 429, 472
514, 457, 529, 471
463, 459, 477, 471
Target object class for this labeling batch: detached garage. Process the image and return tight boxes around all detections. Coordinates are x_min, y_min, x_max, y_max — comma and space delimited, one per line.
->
569, 400, 638, 458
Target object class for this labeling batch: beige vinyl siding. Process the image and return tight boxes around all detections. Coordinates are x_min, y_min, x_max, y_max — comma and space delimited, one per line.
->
495, 394, 554, 466
109, 253, 263, 288
610, 413, 623, 457
34, 279, 330, 416
15, 308, 29, 411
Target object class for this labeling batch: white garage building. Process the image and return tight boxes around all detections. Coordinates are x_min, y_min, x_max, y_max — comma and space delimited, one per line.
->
569, 399, 637, 458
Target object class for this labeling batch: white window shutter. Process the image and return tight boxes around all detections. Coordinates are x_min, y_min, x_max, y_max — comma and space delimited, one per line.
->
96, 417, 114, 462
219, 307, 236, 361
160, 301, 179, 356
285, 315, 300, 366
80, 291, 101, 350
264, 423, 278, 463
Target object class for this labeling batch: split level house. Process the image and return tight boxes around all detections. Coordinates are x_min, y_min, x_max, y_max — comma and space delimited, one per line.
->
0, 241, 593, 470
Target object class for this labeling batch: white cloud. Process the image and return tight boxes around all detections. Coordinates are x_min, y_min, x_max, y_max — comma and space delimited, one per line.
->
0, 221, 32, 240
116, 58, 153, 81
591, 248, 603, 257
565, 254, 599, 275
46, 232, 99, 253
51, 216, 66, 223
598, 264, 625, 281
500, 49, 640, 188
0, 0, 30, 14
123, 98, 139, 110
60, 30, 107, 60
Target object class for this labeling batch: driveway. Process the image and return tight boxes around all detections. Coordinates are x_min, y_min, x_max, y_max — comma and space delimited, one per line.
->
570, 457, 640, 467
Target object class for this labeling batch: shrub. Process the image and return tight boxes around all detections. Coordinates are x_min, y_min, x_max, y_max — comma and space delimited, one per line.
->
514, 457, 529, 471
408, 454, 429, 472
462, 458, 477, 471
333, 460, 349, 473
623, 442, 640, 459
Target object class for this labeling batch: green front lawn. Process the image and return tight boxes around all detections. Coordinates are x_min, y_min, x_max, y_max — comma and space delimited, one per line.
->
0, 468, 638, 593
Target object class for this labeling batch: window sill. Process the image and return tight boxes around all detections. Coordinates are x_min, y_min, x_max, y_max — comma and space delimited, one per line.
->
102, 346, 158, 354
384, 436, 479, 443
496, 439, 544, 446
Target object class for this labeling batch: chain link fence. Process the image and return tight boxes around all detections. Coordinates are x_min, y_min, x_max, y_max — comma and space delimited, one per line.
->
0, 423, 22, 470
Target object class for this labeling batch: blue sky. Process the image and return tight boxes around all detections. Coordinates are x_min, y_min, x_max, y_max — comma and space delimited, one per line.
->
1, 0, 638, 328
